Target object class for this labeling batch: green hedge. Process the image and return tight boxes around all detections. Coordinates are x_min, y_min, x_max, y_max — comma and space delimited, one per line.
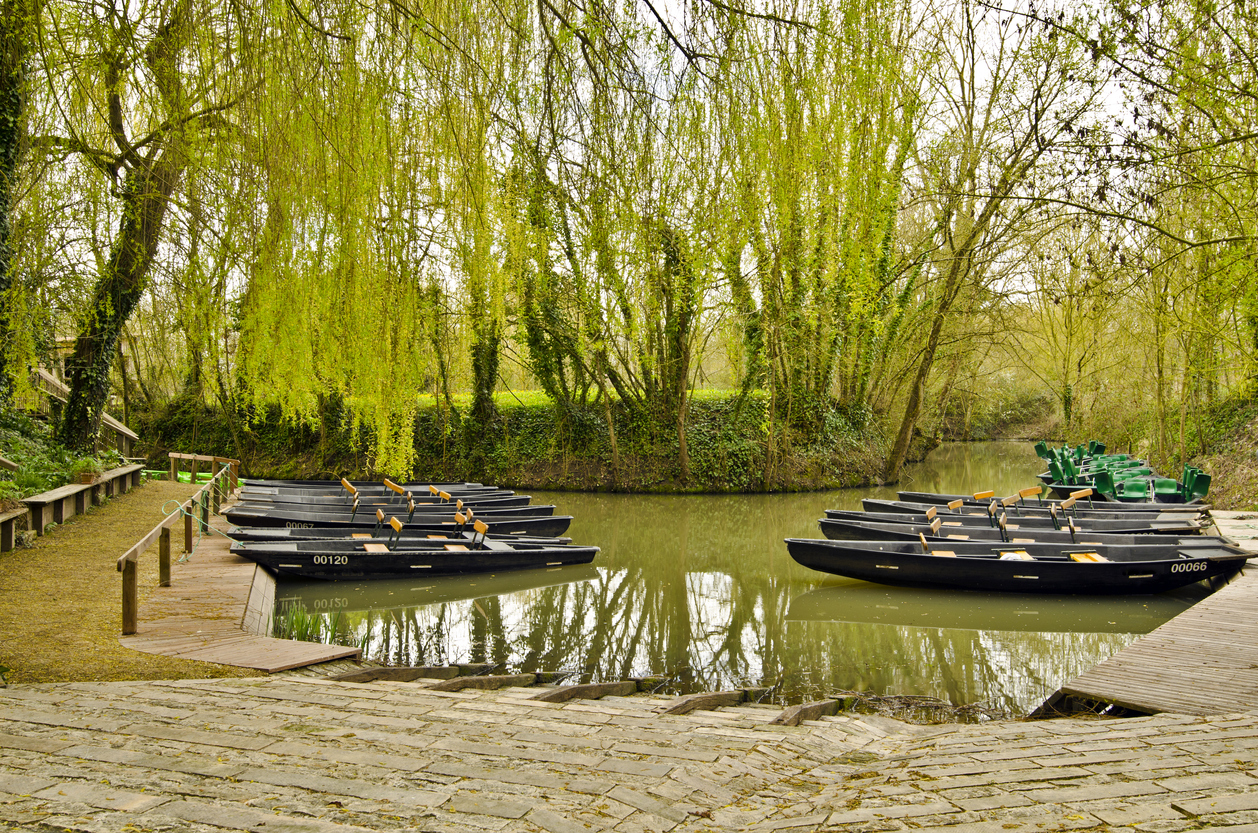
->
140, 391, 887, 493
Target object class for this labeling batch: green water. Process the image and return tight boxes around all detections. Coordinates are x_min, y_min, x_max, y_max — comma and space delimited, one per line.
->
274, 441, 1208, 716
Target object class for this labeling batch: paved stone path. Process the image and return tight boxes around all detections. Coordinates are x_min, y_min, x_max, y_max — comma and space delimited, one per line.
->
3, 673, 1258, 832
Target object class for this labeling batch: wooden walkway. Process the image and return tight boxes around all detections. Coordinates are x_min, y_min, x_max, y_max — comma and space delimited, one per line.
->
119, 507, 359, 672
1044, 509, 1258, 716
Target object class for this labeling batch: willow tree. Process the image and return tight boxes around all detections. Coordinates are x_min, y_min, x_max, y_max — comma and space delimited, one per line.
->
494, 0, 728, 481
713, 0, 921, 462
19, 0, 254, 452
233, 2, 460, 475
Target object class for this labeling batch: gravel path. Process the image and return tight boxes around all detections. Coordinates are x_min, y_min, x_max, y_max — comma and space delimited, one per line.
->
0, 478, 263, 685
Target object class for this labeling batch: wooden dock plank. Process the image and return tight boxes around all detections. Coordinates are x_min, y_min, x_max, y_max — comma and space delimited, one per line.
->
1056, 564, 1258, 716
119, 502, 359, 672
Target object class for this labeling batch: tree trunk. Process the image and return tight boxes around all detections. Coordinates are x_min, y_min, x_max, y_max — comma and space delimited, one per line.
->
0, 0, 31, 403
59, 145, 184, 452
883, 246, 970, 483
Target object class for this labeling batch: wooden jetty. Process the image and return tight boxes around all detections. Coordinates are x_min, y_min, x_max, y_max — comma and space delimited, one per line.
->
1040, 509, 1258, 717
119, 508, 360, 672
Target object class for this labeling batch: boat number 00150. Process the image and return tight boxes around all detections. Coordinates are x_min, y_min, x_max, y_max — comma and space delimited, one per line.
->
312, 555, 349, 565
1170, 561, 1208, 573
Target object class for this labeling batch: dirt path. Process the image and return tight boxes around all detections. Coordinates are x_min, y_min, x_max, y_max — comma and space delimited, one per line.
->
0, 478, 263, 684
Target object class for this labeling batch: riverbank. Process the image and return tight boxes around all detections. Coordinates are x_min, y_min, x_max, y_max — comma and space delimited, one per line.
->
140, 391, 904, 493
0, 477, 262, 685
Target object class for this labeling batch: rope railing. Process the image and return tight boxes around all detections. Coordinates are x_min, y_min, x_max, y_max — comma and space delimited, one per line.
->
116, 457, 240, 635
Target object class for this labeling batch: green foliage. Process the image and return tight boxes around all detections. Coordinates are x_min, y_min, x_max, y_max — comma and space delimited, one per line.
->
0, 409, 110, 498
147, 388, 883, 492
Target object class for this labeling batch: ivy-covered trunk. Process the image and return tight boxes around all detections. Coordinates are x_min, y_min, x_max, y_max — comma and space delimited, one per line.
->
0, 0, 31, 404
59, 146, 184, 452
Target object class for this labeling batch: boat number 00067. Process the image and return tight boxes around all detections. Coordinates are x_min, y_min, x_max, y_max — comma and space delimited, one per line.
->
1169, 561, 1209, 573
312, 555, 349, 565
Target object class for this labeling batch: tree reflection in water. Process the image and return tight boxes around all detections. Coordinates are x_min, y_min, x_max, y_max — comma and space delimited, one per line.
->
276, 442, 1207, 716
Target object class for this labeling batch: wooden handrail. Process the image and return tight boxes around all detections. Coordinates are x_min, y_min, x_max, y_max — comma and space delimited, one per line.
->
168, 452, 240, 491
117, 460, 237, 635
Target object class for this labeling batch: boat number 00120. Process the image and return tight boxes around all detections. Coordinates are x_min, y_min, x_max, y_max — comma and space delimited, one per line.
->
312, 555, 349, 565
1169, 561, 1209, 573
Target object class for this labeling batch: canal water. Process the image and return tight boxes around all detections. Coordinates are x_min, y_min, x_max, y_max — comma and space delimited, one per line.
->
274, 441, 1210, 717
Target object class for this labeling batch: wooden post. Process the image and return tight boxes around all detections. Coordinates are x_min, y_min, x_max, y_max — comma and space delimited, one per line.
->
200, 490, 209, 533
212, 472, 221, 515
190, 458, 199, 485
184, 501, 193, 552
169, 455, 177, 482
121, 558, 137, 635
159, 526, 171, 587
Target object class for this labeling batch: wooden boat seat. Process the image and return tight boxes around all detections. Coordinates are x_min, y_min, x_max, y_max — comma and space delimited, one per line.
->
443, 544, 470, 551
351, 533, 371, 539
362, 543, 389, 553
931, 550, 956, 557
427, 534, 448, 539
1070, 552, 1108, 563
998, 551, 1033, 560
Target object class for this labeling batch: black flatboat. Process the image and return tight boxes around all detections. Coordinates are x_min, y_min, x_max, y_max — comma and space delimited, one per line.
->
860, 498, 1207, 523
818, 516, 1228, 547
233, 538, 599, 581
824, 509, 1206, 535
224, 505, 573, 536
242, 478, 499, 494
231, 525, 571, 545
224, 501, 556, 524
897, 490, 1204, 512
783, 537, 1250, 594
237, 492, 535, 510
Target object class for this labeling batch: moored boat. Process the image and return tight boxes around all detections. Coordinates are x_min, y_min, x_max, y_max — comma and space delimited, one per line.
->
897, 490, 1204, 511
818, 516, 1226, 546
224, 505, 573, 536
783, 537, 1250, 594
824, 508, 1206, 535
233, 537, 599, 581
860, 498, 1207, 522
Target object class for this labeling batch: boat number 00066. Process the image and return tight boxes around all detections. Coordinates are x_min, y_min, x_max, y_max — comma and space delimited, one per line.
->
312, 555, 349, 565
1169, 561, 1209, 573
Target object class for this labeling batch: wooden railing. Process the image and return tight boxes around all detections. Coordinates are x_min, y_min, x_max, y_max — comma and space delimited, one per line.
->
116, 457, 240, 635
167, 452, 239, 491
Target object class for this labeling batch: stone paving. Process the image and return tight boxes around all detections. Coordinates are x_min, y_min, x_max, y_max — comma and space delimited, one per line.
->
3, 672, 1258, 832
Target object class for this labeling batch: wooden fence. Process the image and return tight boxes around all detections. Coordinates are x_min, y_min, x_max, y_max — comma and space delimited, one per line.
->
167, 452, 239, 490
116, 457, 240, 635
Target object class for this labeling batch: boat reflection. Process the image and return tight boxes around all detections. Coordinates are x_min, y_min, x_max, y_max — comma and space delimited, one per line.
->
787, 579, 1209, 634
276, 563, 601, 613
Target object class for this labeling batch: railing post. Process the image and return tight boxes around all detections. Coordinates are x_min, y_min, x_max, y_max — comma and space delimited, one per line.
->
212, 471, 221, 515
169, 455, 177, 482
184, 501, 193, 552
190, 458, 199, 485
200, 490, 209, 533
159, 526, 171, 587
121, 558, 137, 635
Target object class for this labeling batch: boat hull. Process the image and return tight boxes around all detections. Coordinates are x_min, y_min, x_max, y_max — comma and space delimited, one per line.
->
233, 541, 599, 581
825, 509, 1204, 535
897, 490, 1203, 511
224, 509, 573, 537
818, 518, 1222, 547
784, 538, 1248, 594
